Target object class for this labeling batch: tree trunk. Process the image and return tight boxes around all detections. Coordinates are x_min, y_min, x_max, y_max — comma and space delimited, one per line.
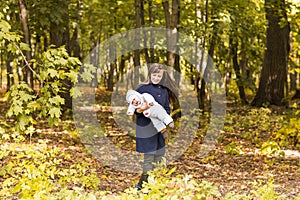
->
19, 0, 33, 88
229, 36, 248, 104
290, 72, 297, 91
107, 42, 116, 91
119, 55, 126, 83
240, 45, 256, 91
148, 0, 155, 63
162, 0, 181, 118
70, 27, 81, 58
134, 0, 142, 88
199, 34, 216, 110
49, 0, 72, 111
141, 0, 151, 64
193, 0, 211, 110
90, 39, 99, 88
252, 0, 290, 106
49, 1, 70, 50
6, 52, 14, 91
289, 59, 297, 92
162, 0, 179, 68
0, 50, 2, 88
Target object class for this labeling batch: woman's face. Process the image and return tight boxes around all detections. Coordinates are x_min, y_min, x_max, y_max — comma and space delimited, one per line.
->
150, 70, 164, 84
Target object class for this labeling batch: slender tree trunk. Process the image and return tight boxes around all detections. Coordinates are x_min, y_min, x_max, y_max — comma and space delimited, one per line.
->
162, 0, 181, 118
107, 42, 116, 91
6, 52, 14, 91
119, 55, 126, 82
199, 33, 216, 110
162, 0, 179, 68
70, 27, 81, 58
289, 59, 297, 92
134, 0, 142, 88
198, 8, 218, 110
90, 38, 99, 88
0, 50, 2, 88
173, 0, 180, 86
252, 0, 290, 106
194, 0, 210, 110
141, 0, 151, 64
148, 0, 155, 63
240, 45, 255, 91
229, 36, 248, 104
193, 2, 202, 108
19, 0, 33, 88
290, 72, 297, 91
43, 34, 48, 51
70, 1, 82, 58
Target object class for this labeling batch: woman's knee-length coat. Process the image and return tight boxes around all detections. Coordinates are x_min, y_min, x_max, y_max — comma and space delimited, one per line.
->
135, 83, 170, 154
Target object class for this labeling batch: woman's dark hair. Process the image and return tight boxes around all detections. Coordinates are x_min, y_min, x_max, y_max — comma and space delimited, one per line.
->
143, 63, 179, 97
142, 63, 180, 118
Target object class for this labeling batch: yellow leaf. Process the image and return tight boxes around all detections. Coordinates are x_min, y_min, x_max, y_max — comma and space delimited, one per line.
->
101, 175, 108, 179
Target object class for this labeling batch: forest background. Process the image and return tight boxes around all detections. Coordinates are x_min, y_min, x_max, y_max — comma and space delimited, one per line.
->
0, 0, 300, 199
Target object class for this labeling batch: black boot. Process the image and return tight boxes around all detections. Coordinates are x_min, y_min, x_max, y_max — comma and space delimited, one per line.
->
135, 173, 148, 190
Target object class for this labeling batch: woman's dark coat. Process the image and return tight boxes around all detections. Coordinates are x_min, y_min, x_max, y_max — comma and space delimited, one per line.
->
135, 83, 170, 154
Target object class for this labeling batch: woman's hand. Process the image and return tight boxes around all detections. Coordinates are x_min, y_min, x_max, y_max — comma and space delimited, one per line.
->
136, 102, 149, 113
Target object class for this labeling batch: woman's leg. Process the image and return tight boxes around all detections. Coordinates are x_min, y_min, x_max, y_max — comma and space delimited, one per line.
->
143, 154, 155, 173
143, 153, 164, 172
154, 154, 164, 164
135, 133, 166, 190
135, 154, 154, 190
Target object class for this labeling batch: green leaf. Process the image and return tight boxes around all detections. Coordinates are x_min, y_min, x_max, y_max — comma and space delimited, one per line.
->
49, 95, 65, 105
20, 42, 31, 51
18, 115, 30, 131
66, 70, 79, 83
7, 104, 23, 117
20, 93, 35, 103
80, 71, 94, 82
47, 68, 59, 78
48, 107, 61, 118
27, 101, 40, 111
70, 87, 82, 98
0, 19, 11, 32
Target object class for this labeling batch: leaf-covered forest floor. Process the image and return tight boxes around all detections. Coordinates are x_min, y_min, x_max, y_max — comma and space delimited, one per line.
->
1, 88, 300, 198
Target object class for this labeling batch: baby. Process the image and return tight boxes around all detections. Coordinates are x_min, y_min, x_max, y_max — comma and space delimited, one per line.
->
126, 90, 174, 133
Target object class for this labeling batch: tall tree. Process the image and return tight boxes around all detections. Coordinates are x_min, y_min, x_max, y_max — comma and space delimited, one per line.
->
162, 0, 180, 69
47, 0, 73, 111
134, 0, 142, 87
163, 0, 181, 118
229, 33, 248, 104
49, 0, 70, 51
140, 0, 151, 64
252, 0, 290, 106
148, 0, 156, 63
19, 0, 33, 88
6, 51, 14, 91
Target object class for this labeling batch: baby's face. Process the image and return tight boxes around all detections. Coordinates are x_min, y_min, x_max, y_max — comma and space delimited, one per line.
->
132, 96, 141, 106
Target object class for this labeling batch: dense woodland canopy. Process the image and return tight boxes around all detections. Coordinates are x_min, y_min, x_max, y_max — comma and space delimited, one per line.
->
0, 0, 300, 199
0, 0, 299, 106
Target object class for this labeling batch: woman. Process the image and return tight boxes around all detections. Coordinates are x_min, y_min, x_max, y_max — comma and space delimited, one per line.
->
134, 63, 178, 190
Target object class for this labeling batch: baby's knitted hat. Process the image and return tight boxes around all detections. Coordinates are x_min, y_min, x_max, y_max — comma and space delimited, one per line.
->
126, 90, 139, 104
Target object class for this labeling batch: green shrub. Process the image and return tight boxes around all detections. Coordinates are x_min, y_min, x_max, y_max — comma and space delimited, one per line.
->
4, 46, 96, 142
250, 178, 286, 200
260, 141, 280, 155
273, 117, 300, 147
225, 141, 244, 155
0, 143, 100, 199
108, 166, 221, 200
